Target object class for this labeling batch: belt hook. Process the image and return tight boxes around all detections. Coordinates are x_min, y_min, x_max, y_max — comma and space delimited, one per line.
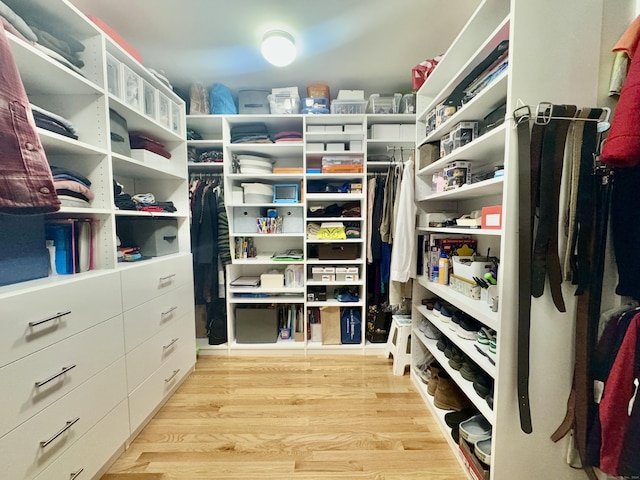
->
513, 105, 531, 126
535, 102, 553, 125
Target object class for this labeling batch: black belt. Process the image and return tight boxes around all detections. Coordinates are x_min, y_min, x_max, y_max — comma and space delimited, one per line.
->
514, 105, 533, 434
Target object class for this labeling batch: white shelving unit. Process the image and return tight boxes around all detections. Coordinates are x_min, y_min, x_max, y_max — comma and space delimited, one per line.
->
187, 112, 415, 355
411, 1, 605, 480
0, 1, 195, 478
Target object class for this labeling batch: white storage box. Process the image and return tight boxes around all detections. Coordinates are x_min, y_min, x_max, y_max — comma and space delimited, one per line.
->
237, 154, 274, 174
326, 143, 345, 151
336, 267, 359, 281
241, 183, 274, 204
106, 53, 121, 98
261, 271, 284, 288
232, 187, 244, 204
325, 125, 343, 133
130, 148, 169, 169
312, 266, 335, 282
307, 125, 325, 133
371, 124, 401, 140
121, 64, 141, 110
451, 256, 494, 282
118, 218, 178, 257
400, 124, 415, 141
307, 143, 325, 152
344, 124, 362, 133
349, 140, 363, 151
142, 80, 156, 119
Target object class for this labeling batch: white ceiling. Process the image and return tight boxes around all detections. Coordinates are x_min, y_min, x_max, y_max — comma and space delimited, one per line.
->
69, 0, 482, 100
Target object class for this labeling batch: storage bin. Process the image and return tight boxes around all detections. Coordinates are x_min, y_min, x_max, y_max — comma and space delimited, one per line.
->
330, 100, 367, 115
367, 93, 402, 114
318, 244, 359, 260
109, 109, 131, 156
371, 124, 401, 140
171, 101, 182, 133
117, 218, 179, 257
130, 148, 169, 170
260, 272, 284, 288
142, 80, 156, 119
157, 92, 171, 128
268, 94, 300, 114
301, 97, 330, 114
451, 256, 494, 283
235, 306, 279, 343
0, 214, 49, 286
121, 64, 141, 110
238, 89, 270, 114
106, 53, 121, 98
241, 183, 274, 204
336, 267, 359, 281
237, 154, 274, 174
312, 266, 336, 281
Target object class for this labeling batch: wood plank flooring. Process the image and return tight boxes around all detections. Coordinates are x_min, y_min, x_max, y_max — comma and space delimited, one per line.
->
102, 355, 466, 480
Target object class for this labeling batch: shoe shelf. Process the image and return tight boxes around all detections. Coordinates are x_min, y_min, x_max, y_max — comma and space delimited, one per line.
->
416, 329, 495, 424
416, 305, 496, 378
416, 276, 499, 331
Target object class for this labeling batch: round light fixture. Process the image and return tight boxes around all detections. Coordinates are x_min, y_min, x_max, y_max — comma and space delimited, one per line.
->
261, 30, 297, 67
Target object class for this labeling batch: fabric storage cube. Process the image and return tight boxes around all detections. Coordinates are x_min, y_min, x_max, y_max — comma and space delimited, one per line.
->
109, 109, 131, 156
318, 244, 358, 260
238, 89, 270, 114
235, 306, 279, 343
0, 214, 49, 286
117, 218, 179, 257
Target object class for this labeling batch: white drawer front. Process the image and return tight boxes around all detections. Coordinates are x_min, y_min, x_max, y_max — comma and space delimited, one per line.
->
128, 343, 195, 433
0, 315, 125, 435
33, 400, 128, 480
126, 311, 195, 393
123, 281, 194, 352
0, 358, 127, 480
120, 254, 192, 311
0, 271, 122, 367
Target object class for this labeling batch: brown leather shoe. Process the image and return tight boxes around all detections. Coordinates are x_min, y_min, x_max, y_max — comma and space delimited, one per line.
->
434, 375, 473, 411
427, 363, 442, 396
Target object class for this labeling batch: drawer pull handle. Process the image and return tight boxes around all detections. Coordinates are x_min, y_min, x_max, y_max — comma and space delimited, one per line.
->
40, 417, 80, 448
35, 364, 77, 388
161, 306, 178, 317
69, 468, 84, 479
163, 337, 179, 350
29, 310, 72, 327
164, 369, 180, 383
159, 274, 176, 282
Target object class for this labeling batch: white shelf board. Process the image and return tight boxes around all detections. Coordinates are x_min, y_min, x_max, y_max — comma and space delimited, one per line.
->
416, 177, 503, 202
417, 226, 502, 237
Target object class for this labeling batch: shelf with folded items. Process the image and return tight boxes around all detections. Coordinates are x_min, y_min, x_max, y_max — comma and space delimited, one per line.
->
416, 304, 496, 378
417, 176, 504, 203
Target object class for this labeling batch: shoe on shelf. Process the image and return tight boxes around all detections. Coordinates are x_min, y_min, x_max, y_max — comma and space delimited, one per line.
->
485, 386, 494, 410
460, 359, 483, 382
474, 437, 492, 465
419, 320, 441, 340
489, 333, 497, 356
436, 336, 449, 352
433, 301, 443, 317
448, 348, 465, 371
457, 315, 481, 341
422, 298, 436, 310
472, 373, 493, 398
476, 327, 495, 352
459, 414, 492, 443
439, 305, 455, 323
414, 363, 431, 384
450, 310, 463, 331
443, 342, 455, 359
434, 376, 474, 412
445, 408, 477, 444
427, 363, 442, 396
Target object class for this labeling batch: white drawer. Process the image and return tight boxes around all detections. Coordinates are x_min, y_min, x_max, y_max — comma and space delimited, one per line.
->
120, 254, 192, 311
34, 400, 129, 480
126, 312, 195, 393
0, 315, 125, 435
0, 358, 127, 480
0, 271, 122, 367
128, 343, 195, 433
123, 281, 194, 352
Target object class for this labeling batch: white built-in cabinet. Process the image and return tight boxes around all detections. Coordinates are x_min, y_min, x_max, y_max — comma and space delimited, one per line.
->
187, 113, 416, 355
0, 0, 195, 478
412, 1, 604, 479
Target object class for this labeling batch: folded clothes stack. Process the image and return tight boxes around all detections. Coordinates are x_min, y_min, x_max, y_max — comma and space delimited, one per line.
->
32, 104, 77, 140
1, 0, 85, 73
129, 132, 172, 159
50, 165, 92, 207
230, 123, 272, 144
273, 131, 302, 143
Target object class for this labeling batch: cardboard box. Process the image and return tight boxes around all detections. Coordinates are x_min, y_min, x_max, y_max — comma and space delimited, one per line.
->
336, 267, 359, 281
458, 438, 490, 480
481, 205, 503, 230
320, 306, 341, 345
312, 266, 336, 282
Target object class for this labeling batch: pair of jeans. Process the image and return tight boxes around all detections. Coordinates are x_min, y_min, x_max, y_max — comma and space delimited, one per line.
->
0, 23, 59, 214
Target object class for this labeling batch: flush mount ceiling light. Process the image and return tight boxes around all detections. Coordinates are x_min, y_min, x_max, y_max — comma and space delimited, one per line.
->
261, 30, 297, 67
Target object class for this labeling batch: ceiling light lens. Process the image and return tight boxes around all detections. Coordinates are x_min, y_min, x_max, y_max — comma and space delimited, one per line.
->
261, 30, 296, 67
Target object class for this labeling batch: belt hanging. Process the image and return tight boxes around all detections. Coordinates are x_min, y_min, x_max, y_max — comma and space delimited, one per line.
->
514, 105, 533, 434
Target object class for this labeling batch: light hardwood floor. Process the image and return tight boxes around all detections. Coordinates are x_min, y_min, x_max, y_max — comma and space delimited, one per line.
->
102, 355, 466, 480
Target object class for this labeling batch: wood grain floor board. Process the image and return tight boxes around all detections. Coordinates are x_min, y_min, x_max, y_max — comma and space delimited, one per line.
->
102, 356, 466, 480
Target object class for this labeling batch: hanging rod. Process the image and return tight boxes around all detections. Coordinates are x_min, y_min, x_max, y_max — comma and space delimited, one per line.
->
385, 146, 416, 152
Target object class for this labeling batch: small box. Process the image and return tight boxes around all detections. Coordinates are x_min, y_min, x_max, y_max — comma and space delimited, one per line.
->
118, 218, 179, 257
436, 102, 457, 127
451, 256, 494, 283
307, 125, 325, 133
371, 124, 400, 140
459, 438, 490, 480
451, 121, 479, 150
336, 267, 359, 282
235, 306, 278, 344
318, 244, 358, 260
308, 285, 327, 301
142, 80, 156, 119
444, 161, 472, 190
344, 124, 362, 133
157, 92, 171, 128
232, 187, 244, 204
312, 266, 336, 281
349, 183, 363, 194
440, 133, 454, 158
325, 125, 343, 133
481, 205, 503, 230
121, 64, 141, 110
131, 148, 169, 170
349, 140, 363, 151
260, 272, 284, 288
307, 143, 325, 152
106, 53, 121, 98
425, 109, 437, 136
238, 89, 270, 114
307, 83, 330, 100
109, 109, 131, 156
326, 143, 345, 151
0, 214, 48, 286
171, 101, 182, 134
